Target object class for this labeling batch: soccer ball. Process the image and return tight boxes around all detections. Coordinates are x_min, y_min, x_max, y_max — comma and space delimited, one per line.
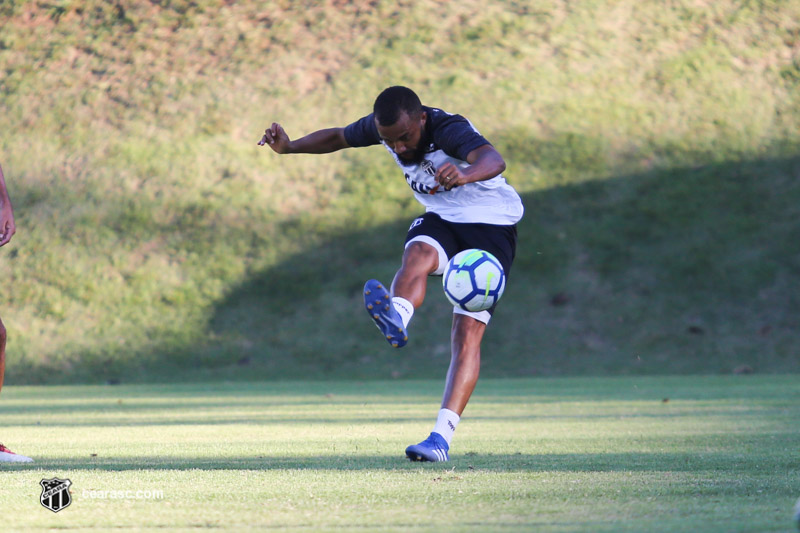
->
442, 249, 506, 312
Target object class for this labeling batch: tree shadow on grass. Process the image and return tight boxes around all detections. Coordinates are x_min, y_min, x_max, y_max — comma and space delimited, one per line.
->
6, 448, 797, 472
15, 149, 798, 384
195, 153, 800, 380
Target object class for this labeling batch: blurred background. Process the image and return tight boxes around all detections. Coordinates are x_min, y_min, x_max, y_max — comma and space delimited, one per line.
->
0, 0, 798, 384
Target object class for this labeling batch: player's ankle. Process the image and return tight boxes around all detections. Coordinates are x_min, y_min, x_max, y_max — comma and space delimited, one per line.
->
432, 408, 460, 446
391, 297, 414, 328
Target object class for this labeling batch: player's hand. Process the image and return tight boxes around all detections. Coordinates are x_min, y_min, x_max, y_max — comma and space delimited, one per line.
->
258, 123, 291, 154
0, 212, 16, 247
435, 162, 466, 191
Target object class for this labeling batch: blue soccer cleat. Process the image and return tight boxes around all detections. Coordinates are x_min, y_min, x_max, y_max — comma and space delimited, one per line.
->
405, 432, 450, 462
363, 279, 408, 348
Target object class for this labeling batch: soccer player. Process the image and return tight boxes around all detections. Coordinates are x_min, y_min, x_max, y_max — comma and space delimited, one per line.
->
0, 163, 33, 463
259, 86, 523, 462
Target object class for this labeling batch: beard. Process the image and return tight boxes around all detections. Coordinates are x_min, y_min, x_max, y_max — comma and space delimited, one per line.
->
396, 132, 431, 168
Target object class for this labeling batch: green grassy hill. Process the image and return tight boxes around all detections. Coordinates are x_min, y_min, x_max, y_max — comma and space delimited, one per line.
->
1, 0, 798, 384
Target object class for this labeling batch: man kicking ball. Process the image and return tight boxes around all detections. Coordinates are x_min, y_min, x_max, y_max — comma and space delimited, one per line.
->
259, 86, 523, 462
0, 163, 33, 463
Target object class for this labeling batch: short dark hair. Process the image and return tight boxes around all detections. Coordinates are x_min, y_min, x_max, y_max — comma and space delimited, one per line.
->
373, 86, 423, 126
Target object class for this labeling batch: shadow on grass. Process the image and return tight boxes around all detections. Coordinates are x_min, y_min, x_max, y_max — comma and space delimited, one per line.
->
194, 153, 800, 380
13, 151, 799, 384
6, 448, 798, 472
3, 406, 790, 426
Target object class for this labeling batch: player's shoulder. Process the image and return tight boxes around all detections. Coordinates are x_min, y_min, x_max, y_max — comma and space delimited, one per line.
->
424, 106, 481, 142
344, 112, 380, 147
424, 106, 487, 160
424, 106, 471, 130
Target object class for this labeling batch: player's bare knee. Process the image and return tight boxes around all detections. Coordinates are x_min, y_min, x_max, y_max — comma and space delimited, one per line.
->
452, 315, 486, 344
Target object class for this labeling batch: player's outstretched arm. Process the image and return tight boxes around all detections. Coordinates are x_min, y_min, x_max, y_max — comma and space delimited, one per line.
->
258, 123, 350, 154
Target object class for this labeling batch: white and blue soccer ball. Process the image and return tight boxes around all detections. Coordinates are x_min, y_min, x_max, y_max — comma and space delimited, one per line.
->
442, 249, 506, 312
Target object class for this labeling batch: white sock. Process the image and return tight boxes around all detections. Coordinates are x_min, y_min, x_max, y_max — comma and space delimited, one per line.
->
391, 297, 414, 328
432, 408, 460, 446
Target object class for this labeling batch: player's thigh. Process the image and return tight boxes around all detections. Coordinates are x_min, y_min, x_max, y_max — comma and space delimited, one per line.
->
404, 213, 459, 275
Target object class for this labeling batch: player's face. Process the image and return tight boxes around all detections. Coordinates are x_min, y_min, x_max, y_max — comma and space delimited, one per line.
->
376, 111, 428, 166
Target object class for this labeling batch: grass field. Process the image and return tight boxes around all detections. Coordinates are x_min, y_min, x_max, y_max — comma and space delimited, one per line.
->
1, 3, 799, 528
2, 376, 799, 532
